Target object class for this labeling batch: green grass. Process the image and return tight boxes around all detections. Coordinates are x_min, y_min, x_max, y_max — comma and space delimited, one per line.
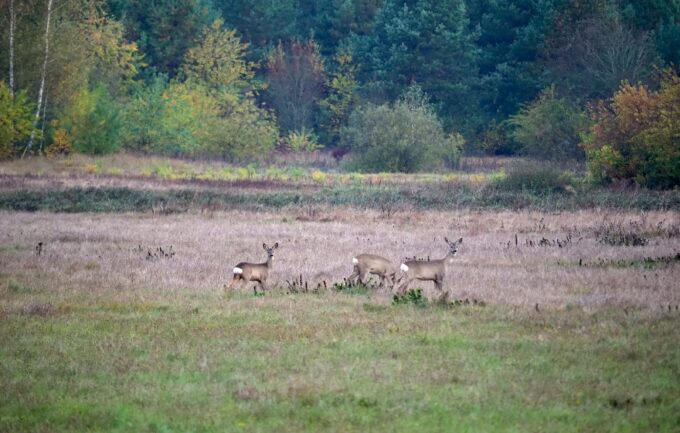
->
1, 291, 679, 433
1, 184, 679, 213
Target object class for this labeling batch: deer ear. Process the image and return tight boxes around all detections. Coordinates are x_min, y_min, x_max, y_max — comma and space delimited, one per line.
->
444, 237, 450, 244
273, 242, 279, 249
458, 237, 463, 244
262, 243, 267, 250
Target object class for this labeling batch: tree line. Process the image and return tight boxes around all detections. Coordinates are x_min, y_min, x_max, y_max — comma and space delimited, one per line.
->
1, 0, 678, 187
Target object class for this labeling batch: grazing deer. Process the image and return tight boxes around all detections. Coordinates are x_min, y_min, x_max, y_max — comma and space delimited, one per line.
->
396, 237, 463, 295
348, 254, 398, 289
227, 242, 279, 294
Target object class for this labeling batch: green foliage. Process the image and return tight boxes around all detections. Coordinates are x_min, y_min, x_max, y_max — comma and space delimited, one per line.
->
508, 87, 588, 160
0, 82, 36, 159
122, 0, 217, 76
216, 0, 300, 48
4, 0, 678, 160
313, 0, 385, 54
584, 71, 680, 189
478, 120, 520, 156
356, 0, 481, 133
122, 75, 277, 159
58, 86, 121, 155
392, 289, 428, 307
333, 280, 370, 295
469, 0, 558, 120
1, 180, 679, 213
655, 20, 680, 66
546, 10, 659, 102
45, 127, 73, 157
319, 47, 359, 146
181, 18, 256, 93
284, 129, 323, 153
439, 133, 465, 168
342, 86, 461, 172
492, 160, 577, 194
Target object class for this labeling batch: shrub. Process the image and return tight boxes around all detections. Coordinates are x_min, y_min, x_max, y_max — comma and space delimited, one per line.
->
45, 127, 73, 157
341, 86, 462, 172
59, 85, 121, 155
439, 133, 465, 168
392, 289, 428, 307
479, 120, 520, 156
283, 128, 322, 152
0, 82, 37, 159
508, 87, 588, 161
584, 71, 680, 189
493, 160, 577, 194
595, 221, 649, 246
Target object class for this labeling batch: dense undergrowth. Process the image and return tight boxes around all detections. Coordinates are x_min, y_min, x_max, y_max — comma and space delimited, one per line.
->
1, 184, 678, 213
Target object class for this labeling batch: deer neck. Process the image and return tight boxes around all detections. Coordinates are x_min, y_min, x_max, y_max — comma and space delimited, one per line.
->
265, 254, 273, 269
442, 251, 456, 265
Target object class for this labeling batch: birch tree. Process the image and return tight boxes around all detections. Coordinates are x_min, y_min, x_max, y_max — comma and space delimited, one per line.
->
8, 0, 16, 100
23, 0, 53, 157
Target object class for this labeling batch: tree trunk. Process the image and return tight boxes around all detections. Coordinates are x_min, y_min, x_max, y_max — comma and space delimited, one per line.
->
9, 0, 16, 100
39, 90, 48, 153
24, 0, 54, 158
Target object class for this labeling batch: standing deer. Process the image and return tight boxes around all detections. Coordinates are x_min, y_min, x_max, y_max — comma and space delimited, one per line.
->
348, 254, 398, 289
396, 237, 463, 295
227, 242, 279, 294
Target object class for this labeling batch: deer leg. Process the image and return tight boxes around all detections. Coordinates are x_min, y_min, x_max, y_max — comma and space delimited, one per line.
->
387, 273, 397, 290
434, 277, 443, 292
227, 274, 242, 290
259, 280, 267, 292
348, 266, 360, 284
359, 270, 370, 286
397, 276, 414, 295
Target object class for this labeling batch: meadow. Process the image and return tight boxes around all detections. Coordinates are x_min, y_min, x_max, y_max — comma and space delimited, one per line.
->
1, 155, 680, 432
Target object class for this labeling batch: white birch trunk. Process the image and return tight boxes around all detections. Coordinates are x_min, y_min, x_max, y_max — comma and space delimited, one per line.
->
9, 0, 16, 100
24, 0, 54, 157
39, 90, 48, 152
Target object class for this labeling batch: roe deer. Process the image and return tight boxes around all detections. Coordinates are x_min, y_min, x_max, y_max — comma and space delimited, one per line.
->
348, 254, 398, 289
396, 237, 462, 295
227, 242, 279, 294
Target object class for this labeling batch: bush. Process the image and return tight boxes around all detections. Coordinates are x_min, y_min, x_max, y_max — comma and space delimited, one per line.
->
45, 127, 73, 157
479, 120, 520, 156
341, 86, 462, 172
392, 289, 428, 307
493, 160, 577, 194
595, 221, 649, 247
59, 85, 121, 155
0, 81, 37, 159
282, 128, 322, 152
584, 71, 680, 189
508, 87, 588, 161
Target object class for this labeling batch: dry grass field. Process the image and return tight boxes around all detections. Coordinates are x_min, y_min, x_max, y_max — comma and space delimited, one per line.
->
1, 209, 678, 309
1, 153, 679, 432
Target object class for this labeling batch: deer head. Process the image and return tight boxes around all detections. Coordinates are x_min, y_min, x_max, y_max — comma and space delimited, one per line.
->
263, 242, 279, 258
444, 237, 463, 257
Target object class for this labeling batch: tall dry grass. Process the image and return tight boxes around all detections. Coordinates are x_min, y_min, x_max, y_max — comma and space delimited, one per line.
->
1, 208, 678, 311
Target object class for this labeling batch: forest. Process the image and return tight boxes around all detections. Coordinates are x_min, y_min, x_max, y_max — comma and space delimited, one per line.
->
1, 0, 679, 187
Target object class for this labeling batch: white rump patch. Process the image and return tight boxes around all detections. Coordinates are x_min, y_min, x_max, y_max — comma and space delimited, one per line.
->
352, 257, 359, 264
400, 263, 409, 272
233, 267, 243, 274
